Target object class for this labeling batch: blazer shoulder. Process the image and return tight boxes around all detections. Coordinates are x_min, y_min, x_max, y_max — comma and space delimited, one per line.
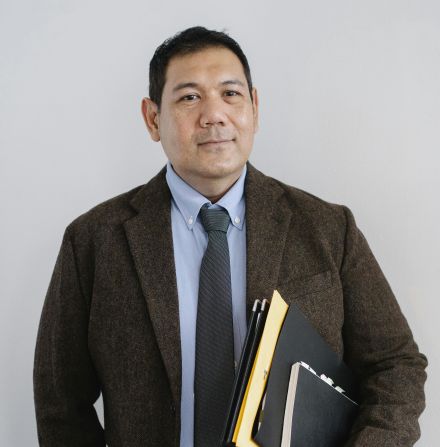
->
270, 176, 350, 232
65, 183, 144, 238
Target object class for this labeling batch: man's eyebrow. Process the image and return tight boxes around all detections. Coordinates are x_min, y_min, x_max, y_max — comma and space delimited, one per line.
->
172, 79, 246, 93
172, 82, 199, 93
220, 79, 246, 88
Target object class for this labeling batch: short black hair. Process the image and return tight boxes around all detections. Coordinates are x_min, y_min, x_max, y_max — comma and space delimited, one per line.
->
149, 26, 253, 110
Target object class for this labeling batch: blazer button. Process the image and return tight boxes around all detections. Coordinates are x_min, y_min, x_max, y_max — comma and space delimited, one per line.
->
171, 404, 176, 413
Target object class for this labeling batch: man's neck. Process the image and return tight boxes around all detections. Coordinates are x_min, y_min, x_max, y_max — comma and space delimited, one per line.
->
205, 182, 236, 203
171, 166, 245, 203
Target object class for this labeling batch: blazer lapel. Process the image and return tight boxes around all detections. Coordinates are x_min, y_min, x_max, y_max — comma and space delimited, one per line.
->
123, 167, 181, 408
244, 163, 292, 321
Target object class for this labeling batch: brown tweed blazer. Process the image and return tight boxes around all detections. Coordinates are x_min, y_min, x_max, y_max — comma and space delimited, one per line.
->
33, 163, 427, 446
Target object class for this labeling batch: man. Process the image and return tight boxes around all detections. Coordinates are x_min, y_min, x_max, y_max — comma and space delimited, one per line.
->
33, 26, 427, 446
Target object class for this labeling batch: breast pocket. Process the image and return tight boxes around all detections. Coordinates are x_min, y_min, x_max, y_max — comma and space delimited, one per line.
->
277, 269, 344, 355
277, 269, 335, 301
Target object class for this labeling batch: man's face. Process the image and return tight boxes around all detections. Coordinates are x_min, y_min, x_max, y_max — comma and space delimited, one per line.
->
143, 46, 259, 189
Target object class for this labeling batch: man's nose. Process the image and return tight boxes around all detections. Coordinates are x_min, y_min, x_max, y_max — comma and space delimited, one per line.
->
199, 97, 227, 127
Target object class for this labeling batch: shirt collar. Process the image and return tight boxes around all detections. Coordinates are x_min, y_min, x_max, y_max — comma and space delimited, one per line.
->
165, 161, 246, 231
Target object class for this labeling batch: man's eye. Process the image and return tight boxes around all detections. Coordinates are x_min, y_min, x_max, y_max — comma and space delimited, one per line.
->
225, 90, 240, 97
182, 94, 198, 101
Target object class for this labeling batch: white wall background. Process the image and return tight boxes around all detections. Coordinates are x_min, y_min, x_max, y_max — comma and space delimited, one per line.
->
1, 0, 438, 445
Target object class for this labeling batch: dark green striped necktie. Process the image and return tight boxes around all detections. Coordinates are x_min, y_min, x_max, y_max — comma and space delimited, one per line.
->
194, 206, 235, 447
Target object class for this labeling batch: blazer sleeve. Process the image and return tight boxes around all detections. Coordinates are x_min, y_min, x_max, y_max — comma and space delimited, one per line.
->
340, 206, 428, 447
33, 225, 106, 446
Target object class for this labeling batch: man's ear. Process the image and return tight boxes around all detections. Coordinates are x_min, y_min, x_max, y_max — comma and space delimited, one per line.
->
141, 98, 160, 142
251, 87, 259, 133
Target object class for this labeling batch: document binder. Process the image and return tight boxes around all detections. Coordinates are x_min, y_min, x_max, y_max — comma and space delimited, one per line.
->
253, 300, 358, 447
281, 362, 358, 447
223, 292, 358, 447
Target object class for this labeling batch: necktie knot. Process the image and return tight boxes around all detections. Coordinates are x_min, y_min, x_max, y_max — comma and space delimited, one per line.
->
200, 206, 230, 233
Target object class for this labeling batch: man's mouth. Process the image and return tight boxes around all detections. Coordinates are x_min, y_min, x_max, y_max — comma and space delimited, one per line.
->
199, 139, 234, 145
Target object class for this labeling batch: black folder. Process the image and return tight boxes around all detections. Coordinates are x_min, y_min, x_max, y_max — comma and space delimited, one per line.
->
253, 301, 358, 447
281, 362, 358, 447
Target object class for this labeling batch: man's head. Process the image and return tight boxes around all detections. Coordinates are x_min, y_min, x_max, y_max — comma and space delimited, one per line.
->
141, 26, 259, 200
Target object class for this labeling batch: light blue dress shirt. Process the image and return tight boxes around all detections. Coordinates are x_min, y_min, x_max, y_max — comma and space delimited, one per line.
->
165, 161, 247, 447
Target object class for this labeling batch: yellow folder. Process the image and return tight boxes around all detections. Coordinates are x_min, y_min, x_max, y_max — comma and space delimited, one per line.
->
233, 290, 289, 446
